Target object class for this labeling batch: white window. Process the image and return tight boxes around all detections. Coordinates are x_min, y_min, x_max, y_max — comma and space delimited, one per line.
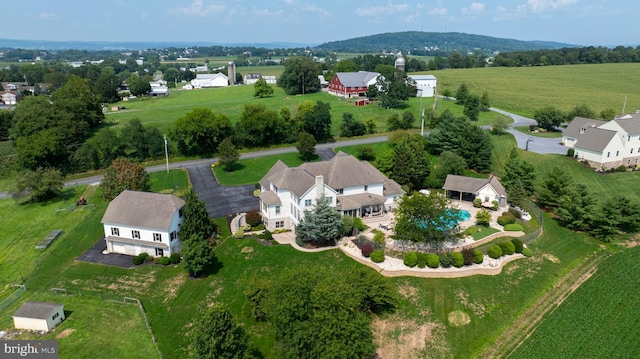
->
607, 152, 610, 158
275, 206, 281, 214
616, 151, 619, 156
153, 233, 162, 242
305, 199, 312, 207
155, 248, 164, 257
111, 227, 119, 236
52, 313, 59, 320
275, 221, 284, 228
132, 230, 140, 239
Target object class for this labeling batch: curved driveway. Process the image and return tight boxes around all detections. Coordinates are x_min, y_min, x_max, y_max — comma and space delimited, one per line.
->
490, 107, 568, 155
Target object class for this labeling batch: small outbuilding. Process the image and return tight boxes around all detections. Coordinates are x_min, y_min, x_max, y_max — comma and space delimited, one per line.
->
13, 302, 65, 332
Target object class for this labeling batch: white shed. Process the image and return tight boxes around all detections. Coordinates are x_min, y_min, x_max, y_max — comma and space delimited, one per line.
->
408, 75, 437, 97
13, 302, 65, 332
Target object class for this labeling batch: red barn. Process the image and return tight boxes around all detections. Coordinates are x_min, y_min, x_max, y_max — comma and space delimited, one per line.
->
327, 71, 380, 98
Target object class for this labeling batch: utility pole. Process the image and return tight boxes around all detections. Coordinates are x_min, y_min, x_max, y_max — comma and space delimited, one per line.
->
164, 135, 169, 173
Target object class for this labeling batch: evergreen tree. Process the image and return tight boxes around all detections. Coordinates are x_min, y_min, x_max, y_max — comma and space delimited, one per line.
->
182, 234, 215, 278
217, 138, 239, 171
180, 189, 214, 241
295, 196, 342, 246
296, 132, 316, 161
455, 83, 469, 104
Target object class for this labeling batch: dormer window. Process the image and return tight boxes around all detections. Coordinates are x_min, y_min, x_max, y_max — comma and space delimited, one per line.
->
579, 128, 585, 134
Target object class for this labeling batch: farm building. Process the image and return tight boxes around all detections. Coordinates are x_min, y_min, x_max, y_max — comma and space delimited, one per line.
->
13, 302, 65, 332
327, 71, 380, 98
563, 113, 640, 170
443, 175, 507, 207
408, 75, 437, 97
190, 73, 229, 88
102, 190, 185, 257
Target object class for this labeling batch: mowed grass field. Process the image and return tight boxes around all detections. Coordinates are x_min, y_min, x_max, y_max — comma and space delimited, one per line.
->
428, 63, 640, 117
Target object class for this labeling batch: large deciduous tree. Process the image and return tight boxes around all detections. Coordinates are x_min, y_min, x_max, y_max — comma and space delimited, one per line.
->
302, 101, 332, 142
277, 57, 319, 95
11, 167, 64, 203
171, 108, 234, 156
191, 304, 256, 359
393, 192, 461, 249
296, 132, 316, 161
340, 112, 366, 137
127, 74, 151, 97
100, 157, 150, 201
252, 77, 273, 98
433, 151, 468, 186
295, 196, 342, 246
235, 103, 286, 147
534, 106, 564, 131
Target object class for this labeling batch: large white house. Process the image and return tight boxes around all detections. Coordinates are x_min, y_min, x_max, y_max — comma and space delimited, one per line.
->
258, 152, 404, 231
563, 113, 640, 170
13, 302, 65, 332
408, 74, 437, 97
190, 73, 229, 88
102, 190, 185, 257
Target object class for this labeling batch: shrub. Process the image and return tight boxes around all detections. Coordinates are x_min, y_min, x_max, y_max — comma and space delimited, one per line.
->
361, 242, 374, 257
491, 200, 499, 211
245, 209, 262, 227
403, 252, 418, 267
439, 252, 454, 268
356, 145, 376, 161
416, 252, 429, 268
616, 165, 628, 172
511, 239, 524, 253
499, 241, 515, 255
233, 229, 245, 239
372, 230, 386, 245
426, 254, 440, 268
504, 223, 524, 231
353, 217, 367, 232
497, 212, 517, 226
242, 224, 251, 231
170, 252, 181, 264
567, 147, 575, 157
474, 249, 484, 264
461, 247, 476, 266
133, 255, 144, 265
262, 229, 273, 241
341, 215, 354, 236
476, 209, 491, 226
370, 250, 385, 263
159, 256, 170, 265
522, 247, 533, 257
508, 207, 522, 219
472, 198, 482, 208
488, 244, 502, 259
452, 252, 464, 268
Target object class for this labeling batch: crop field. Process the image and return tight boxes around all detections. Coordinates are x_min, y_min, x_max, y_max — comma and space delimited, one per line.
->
428, 63, 640, 117
507, 246, 640, 358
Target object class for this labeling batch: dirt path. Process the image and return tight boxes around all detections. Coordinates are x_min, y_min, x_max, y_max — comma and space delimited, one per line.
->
479, 250, 610, 359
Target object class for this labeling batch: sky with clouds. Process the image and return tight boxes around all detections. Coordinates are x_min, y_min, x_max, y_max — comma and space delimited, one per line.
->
2, 0, 637, 46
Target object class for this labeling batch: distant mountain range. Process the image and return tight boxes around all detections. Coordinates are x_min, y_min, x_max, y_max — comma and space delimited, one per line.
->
316, 31, 577, 53
0, 32, 578, 52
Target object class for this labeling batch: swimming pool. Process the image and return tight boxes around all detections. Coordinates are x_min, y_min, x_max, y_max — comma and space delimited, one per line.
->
419, 208, 470, 231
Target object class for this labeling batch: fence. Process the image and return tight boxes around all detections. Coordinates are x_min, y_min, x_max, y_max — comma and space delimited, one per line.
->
0, 284, 27, 313
50, 288, 162, 359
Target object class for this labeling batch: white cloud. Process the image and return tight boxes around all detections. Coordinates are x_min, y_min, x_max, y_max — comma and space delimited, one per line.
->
38, 12, 57, 20
527, 0, 578, 13
252, 8, 284, 17
356, 2, 409, 17
303, 4, 330, 16
462, 2, 485, 16
429, 7, 447, 16
169, 0, 226, 17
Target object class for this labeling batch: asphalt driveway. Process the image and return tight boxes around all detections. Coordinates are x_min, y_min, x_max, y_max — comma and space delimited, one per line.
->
188, 165, 258, 218
77, 237, 135, 268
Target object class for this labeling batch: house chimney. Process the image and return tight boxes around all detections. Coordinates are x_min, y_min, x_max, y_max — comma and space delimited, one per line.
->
315, 175, 324, 199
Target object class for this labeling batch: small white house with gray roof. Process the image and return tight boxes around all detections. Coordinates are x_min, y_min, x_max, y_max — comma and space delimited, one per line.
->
102, 190, 185, 257
443, 175, 507, 207
13, 302, 65, 332
408, 74, 437, 97
327, 71, 380, 98
258, 152, 404, 231
563, 113, 640, 170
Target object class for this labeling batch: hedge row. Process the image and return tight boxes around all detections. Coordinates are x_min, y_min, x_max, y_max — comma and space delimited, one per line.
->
488, 238, 529, 259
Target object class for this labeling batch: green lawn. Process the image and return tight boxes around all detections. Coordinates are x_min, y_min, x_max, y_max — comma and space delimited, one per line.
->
514, 126, 563, 138
149, 169, 190, 197
213, 151, 318, 185
429, 63, 640, 117
465, 225, 501, 240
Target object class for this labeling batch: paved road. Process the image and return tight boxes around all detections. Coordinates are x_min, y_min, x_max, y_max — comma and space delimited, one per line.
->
490, 108, 568, 155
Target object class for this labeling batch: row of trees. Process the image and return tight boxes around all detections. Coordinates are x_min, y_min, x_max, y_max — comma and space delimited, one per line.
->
534, 104, 617, 131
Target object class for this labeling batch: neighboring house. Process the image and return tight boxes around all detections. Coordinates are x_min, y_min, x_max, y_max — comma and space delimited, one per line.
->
563, 113, 640, 170
0, 91, 20, 105
408, 74, 437, 97
13, 302, 65, 332
102, 190, 186, 257
327, 71, 380, 98
443, 175, 508, 207
318, 75, 329, 88
263, 75, 276, 84
244, 73, 262, 85
149, 81, 169, 96
258, 152, 404, 231
190, 73, 229, 88
189, 64, 208, 72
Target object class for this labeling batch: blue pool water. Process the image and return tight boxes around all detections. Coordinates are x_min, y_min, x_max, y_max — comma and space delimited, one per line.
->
419, 209, 470, 230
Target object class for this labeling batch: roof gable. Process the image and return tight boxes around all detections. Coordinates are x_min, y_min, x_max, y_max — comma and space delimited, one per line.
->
574, 127, 617, 152
613, 116, 640, 135
443, 175, 506, 197
101, 190, 185, 230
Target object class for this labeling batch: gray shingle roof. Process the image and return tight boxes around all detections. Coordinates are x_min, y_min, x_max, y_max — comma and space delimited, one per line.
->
443, 175, 507, 197
564, 117, 607, 138
614, 115, 640, 134
258, 190, 281, 206
335, 71, 379, 88
101, 190, 185, 231
337, 193, 386, 210
574, 126, 617, 152
259, 152, 404, 199
14, 302, 63, 320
